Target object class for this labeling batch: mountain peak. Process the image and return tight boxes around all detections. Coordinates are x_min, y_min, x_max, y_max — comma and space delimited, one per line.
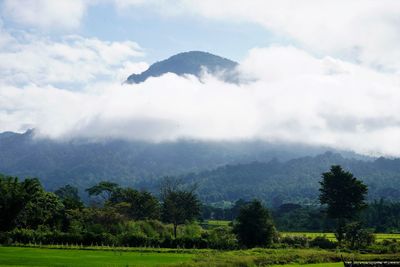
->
126, 51, 238, 84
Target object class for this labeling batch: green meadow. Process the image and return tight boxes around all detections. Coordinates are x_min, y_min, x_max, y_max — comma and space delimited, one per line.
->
2, 246, 400, 267
0, 246, 194, 267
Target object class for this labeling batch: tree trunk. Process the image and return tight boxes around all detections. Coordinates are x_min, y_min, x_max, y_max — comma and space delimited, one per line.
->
173, 223, 177, 239
336, 219, 346, 245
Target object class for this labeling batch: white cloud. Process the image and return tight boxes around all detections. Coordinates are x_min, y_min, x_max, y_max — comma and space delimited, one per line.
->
0, 29, 144, 86
1, 1, 400, 157
4, 0, 400, 73
1, 46, 400, 156
2, 0, 87, 30
190, 0, 400, 72
113, 0, 400, 72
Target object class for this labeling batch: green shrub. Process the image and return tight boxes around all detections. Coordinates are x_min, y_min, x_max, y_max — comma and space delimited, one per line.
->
205, 226, 238, 250
309, 236, 337, 249
119, 232, 148, 247
280, 235, 309, 248
367, 239, 399, 254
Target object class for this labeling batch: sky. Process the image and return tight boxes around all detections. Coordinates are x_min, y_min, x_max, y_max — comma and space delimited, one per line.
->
0, 0, 400, 156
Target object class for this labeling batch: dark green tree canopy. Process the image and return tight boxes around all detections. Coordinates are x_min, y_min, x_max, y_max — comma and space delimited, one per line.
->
85, 181, 119, 201
54, 185, 79, 200
17, 191, 64, 229
54, 184, 83, 210
319, 165, 368, 243
319, 165, 368, 220
233, 199, 275, 248
109, 188, 160, 220
0, 175, 42, 231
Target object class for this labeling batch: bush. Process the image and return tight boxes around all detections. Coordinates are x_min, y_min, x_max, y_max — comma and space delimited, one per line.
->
173, 236, 208, 249
280, 235, 309, 248
309, 236, 337, 249
343, 222, 375, 249
367, 239, 399, 254
119, 232, 148, 247
179, 223, 203, 239
205, 226, 238, 250
382, 239, 399, 253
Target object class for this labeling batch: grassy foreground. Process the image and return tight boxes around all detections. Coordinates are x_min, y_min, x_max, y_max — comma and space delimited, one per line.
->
0, 246, 194, 267
1, 246, 400, 267
180, 249, 400, 266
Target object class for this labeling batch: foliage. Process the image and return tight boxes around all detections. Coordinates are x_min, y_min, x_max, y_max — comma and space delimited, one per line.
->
161, 180, 201, 238
205, 226, 238, 249
0, 176, 43, 231
16, 191, 64, 230
319, 165, 368, 220
309, 236, 337, 249
3, 172, 400, 253
233, 199, 275, 248
343, 221, 375, 249
182, 152, 400, 204
279, 235, 309, 248
85, 181, 119, 201
361, 199, 400, 232
319, 165, 368, 242
109, 188, 160, 220
54, 185, 83, 210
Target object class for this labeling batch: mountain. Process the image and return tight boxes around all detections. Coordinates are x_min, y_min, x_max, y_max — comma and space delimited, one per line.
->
2, 131, 399, 204
126, 51, 239, 83
0, 130, 350, 192
3, 130, 397, 205
179, 152, 400, 205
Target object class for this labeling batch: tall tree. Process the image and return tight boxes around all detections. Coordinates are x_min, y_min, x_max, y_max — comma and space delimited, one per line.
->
0, 175, 41, 231
233, 199, 275, 248
319, 165, 368, 243
160, 179, 201, 238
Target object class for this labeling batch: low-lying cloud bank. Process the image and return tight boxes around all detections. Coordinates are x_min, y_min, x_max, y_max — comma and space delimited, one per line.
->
1, 44, 400, 156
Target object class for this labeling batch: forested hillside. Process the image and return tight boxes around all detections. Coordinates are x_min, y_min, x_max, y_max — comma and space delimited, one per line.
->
181, 152, 400, 204
2, 131, 400, 204
0, 130, 337, 191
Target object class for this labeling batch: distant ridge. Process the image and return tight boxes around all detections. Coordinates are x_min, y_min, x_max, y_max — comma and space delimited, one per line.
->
126, 51, 239, 83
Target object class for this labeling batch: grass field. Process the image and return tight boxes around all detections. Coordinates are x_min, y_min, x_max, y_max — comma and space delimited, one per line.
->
187, 248, 400, 266
2, 246, 400, 267
0, 247, 194, 267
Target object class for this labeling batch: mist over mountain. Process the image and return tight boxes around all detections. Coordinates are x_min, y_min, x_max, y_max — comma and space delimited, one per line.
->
2, 49, 400, 205
126, 51, 239, 83
2, 130, 400, 204
0, 130, 361, 191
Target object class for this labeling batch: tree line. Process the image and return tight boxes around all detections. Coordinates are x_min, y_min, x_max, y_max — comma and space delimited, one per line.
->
0, 166, 398, 251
